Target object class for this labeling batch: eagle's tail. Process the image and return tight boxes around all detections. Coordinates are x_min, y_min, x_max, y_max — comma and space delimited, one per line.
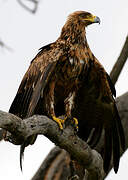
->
20, 135, 37, 171
20, 143, 25, 171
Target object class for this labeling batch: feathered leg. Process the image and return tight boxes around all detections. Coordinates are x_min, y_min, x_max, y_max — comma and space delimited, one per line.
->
47, 81, 64, 129
65, 92, 78, 130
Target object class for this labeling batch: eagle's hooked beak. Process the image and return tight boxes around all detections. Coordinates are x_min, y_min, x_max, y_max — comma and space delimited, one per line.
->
83, 15, 101, 24
93, 16, 101, 24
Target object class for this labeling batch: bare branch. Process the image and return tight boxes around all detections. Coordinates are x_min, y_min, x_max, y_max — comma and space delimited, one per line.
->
0, 111, 104, 180
17, 0, 40, 13
110, 35, 128, 85
31, 147, 71, 180
0, 39, 12, 52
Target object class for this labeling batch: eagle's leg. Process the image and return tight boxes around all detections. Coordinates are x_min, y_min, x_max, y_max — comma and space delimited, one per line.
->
65, 92, 78, 130
48, 81, 64, 130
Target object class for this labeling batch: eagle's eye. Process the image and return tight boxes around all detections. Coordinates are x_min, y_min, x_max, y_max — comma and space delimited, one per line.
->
79, 12, 100, 25
80, 13, 91, 19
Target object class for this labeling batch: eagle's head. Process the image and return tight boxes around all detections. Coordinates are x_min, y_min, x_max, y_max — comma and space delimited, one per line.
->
67, 11, 100, 27
60, 11, 100, 43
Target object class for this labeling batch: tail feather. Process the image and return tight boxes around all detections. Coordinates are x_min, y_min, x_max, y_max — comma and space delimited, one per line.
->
20, 143, 26, 171
20, 135, 37, 171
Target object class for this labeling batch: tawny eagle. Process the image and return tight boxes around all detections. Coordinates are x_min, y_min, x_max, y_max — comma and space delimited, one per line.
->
8, 11, 125, 173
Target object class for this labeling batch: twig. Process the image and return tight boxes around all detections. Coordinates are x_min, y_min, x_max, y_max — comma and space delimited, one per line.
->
110, 35, 128, 85
0, 39, 12, 52
17, 0, 40, 13
0, 111, 104, 180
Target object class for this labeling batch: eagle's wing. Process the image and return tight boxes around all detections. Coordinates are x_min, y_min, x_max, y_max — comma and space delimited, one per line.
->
9, 43, 60, 170
102, 73, 125, 173
87, 73, 116, 148
106, 72, 116, 97
9, 43, 57, 118
102, 101, 124, 173
74, 61, 125, 173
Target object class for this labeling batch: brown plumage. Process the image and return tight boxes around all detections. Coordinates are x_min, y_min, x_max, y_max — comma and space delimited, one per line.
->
8, 11, 125, 173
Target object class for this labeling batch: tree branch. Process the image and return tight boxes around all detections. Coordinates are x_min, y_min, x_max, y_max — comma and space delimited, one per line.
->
0, 111, 104, 180
31, 147, 71, 180
110, 35, 128, 85
31, 92, 128, 180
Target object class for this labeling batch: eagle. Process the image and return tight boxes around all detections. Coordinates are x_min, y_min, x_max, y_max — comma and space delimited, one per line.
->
8, 11, 125, 173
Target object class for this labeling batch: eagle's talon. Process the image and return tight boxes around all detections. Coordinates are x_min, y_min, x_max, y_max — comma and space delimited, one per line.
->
64, 116, 79, 130
73, 118, 78, 132
52, 116, 64, 130
72, 117, 79, 131
73, 117, 78, 125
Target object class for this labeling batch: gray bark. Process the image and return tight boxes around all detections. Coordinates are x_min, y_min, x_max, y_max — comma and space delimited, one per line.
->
110, 35, 128, 85
0, 111, 104, 180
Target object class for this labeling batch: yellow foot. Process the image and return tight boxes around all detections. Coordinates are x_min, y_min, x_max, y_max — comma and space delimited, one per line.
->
73, 117, 78, 126
52, 116, 64, 130
73, 117, 78, 130
65, 116, 78, 130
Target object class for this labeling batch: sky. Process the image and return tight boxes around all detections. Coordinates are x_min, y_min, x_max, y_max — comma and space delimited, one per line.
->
0, 0, 128, 179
